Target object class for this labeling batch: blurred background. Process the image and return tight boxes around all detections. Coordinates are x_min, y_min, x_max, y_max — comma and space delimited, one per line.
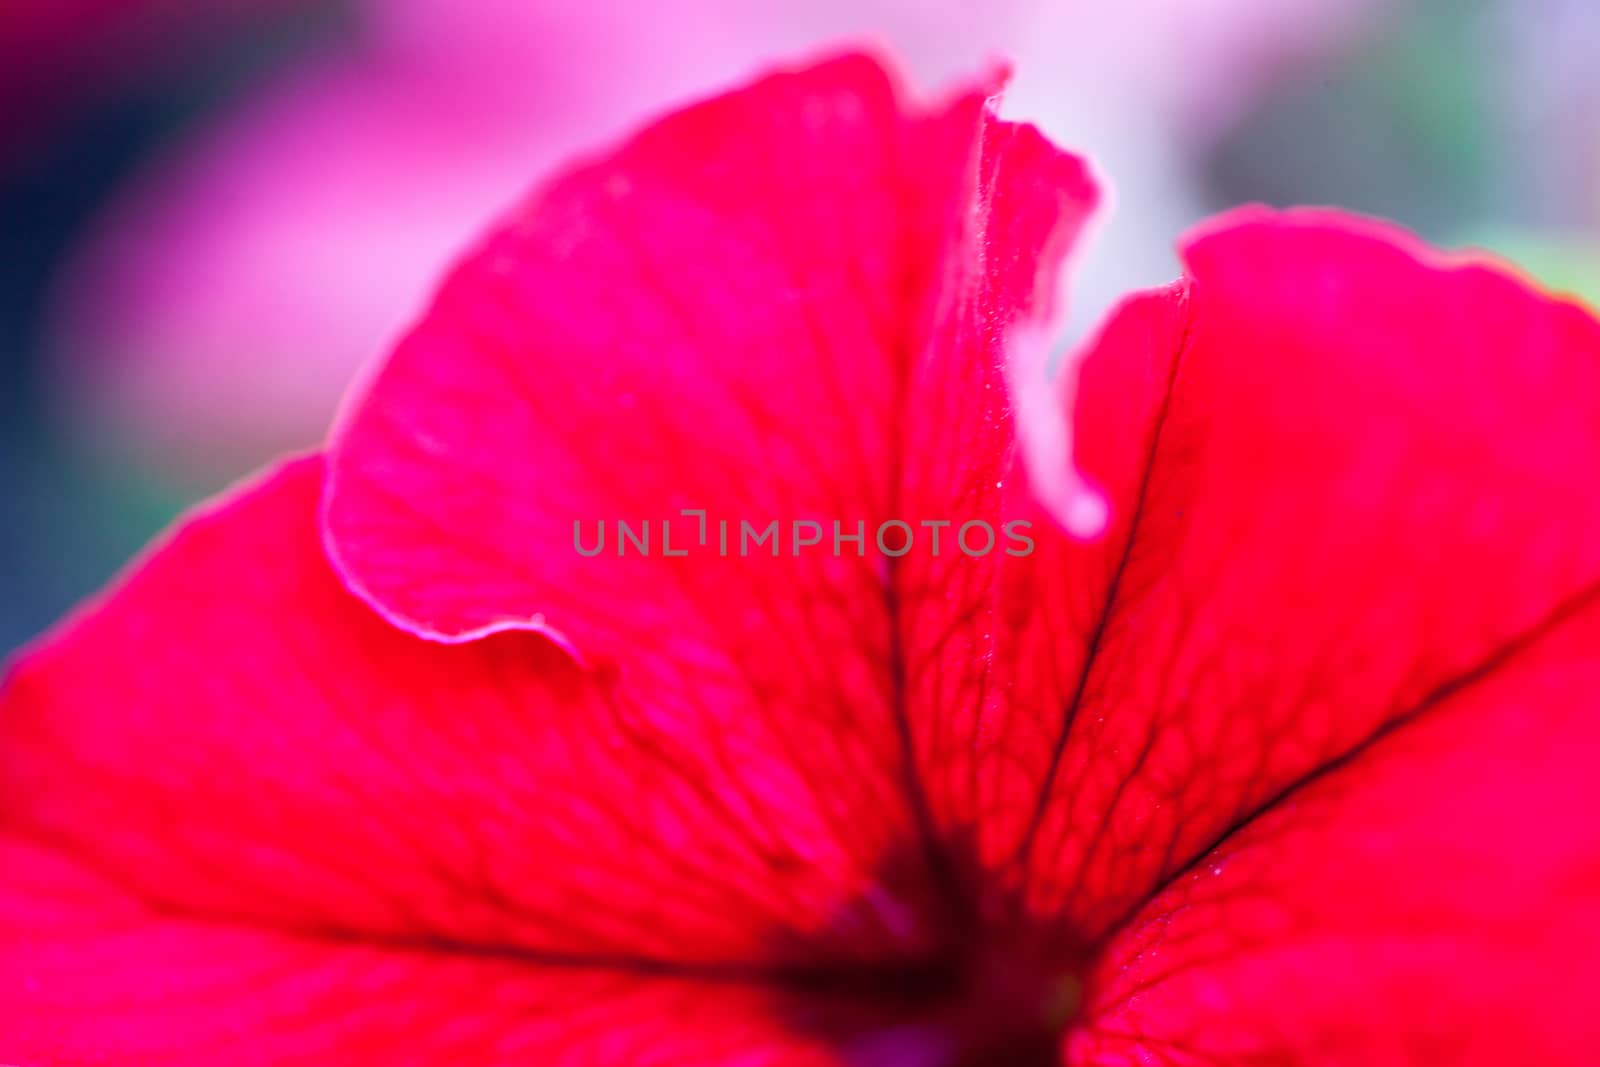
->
3, 0, 1598, 654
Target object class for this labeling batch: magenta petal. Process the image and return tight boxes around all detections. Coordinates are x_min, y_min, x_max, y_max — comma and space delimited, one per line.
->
0, 458, 922, 1061
322, 60, 1100, 927
1009, 207, 1600, 954
1078, 599, 1600, 1064
0, 848, 835, 1065
3, 455, 921, 954
324, 52, 1095, 657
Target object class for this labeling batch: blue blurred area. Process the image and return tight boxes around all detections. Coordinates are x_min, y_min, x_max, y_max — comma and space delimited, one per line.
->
1, 87, 191, 651
0, 5, 349, 652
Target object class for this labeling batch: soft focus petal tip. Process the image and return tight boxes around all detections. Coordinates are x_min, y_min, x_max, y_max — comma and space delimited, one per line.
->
1006, 321, 1109, 542
1179, 202, 1599, 299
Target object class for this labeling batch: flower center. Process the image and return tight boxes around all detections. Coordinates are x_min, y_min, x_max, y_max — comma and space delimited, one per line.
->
769, 838, 1090, 1067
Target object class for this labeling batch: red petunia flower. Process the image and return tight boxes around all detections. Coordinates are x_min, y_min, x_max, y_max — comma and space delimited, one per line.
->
5, 53, 1600, 1066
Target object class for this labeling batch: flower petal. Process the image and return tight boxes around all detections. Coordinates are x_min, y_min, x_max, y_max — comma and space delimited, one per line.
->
322, 51, 1095, 650
1076, 597, 1600, 1064
892, 115, 1103, 851
323, 52, 1098, 885
0, 837, 837, 1065
1009, 208, 1600, 947
1, 457, 956, 1060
